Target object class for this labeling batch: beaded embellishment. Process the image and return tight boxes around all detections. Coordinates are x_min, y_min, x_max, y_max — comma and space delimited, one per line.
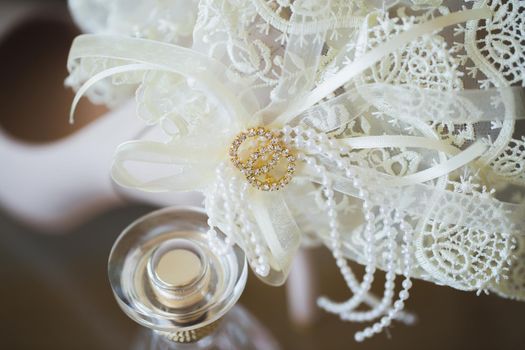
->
229, 127, 296, 191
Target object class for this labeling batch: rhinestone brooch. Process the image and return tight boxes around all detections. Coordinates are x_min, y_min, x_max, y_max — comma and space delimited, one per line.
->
229, 127, 296, 191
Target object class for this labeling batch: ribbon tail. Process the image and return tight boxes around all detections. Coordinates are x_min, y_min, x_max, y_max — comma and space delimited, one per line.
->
111, 140, 217, 192
250, 191, 302, 286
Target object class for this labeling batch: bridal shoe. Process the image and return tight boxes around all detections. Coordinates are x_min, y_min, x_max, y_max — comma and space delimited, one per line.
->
0, 4, 202, 231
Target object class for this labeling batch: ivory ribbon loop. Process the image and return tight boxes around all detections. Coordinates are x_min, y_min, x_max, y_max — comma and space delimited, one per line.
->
112, 140, 218, 192
290, 84, 525, 134
70, 63, 153, 123
69, 35, 259, 128
340, 135, 460, 155
357, 84, 525, 123
388, 141, 487, 185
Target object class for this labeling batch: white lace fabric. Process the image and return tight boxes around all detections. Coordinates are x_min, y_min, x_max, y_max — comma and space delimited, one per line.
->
67, 0, 525, 341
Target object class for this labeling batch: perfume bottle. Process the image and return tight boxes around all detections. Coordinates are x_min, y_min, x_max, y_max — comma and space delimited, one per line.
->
108, 206, 279, 350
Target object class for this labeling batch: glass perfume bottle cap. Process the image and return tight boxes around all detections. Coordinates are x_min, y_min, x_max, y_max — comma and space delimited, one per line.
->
154, 246, 203, 287
108, 206, 247, 343
147, 238, 211, 311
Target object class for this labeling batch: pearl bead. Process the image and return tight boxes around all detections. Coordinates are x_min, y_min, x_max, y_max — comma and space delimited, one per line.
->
372, 324, 381, 333
394, 300, 404, 309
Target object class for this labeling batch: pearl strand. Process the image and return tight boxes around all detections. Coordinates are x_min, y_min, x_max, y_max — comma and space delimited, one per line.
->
232, 179, 270, 276
205, 163, 234, 255
310, 126, 414, 330
211, 163, 270, 276
354, 211, 414, 342
286, 125, 377, 315
284, 124, 416, 336
342, 207, 397, 323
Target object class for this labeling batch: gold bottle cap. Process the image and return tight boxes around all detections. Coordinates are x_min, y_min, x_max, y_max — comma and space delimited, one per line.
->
146, 238, 220, 342
147, 238, 211, 312
156, 249, 202, 287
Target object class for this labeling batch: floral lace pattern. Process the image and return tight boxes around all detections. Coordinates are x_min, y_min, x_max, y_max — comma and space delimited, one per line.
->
491, 137, 525, 185
492, 235, 525, 301
356, 14, 463, 90
463, 0, 524, 88
415, 220, 512, 290
455, 0, 525, 186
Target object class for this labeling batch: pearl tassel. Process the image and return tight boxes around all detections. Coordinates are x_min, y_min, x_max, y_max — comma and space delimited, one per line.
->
288, 126, 378, 315
355, 211, 414, 341
284, 125, 415, 340
342, 207, 397, 324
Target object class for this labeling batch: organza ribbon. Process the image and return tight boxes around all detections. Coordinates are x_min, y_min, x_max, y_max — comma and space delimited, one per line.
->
68, 34, 260, 126
251, 191, 301, 284
269, 7, 493, 126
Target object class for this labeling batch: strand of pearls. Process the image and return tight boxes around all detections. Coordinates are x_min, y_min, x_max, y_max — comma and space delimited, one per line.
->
312, 125, 415, 330
342, 207, 397, 324
205, 163, 235, 255
283, 124, 416, 338
205, 162, 271, 276
354, 211, 414, 342
284, 125, 378, 315
234, 178, 270, 276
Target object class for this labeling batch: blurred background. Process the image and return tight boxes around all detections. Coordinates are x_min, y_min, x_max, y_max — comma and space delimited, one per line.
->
0, 1, 524, 349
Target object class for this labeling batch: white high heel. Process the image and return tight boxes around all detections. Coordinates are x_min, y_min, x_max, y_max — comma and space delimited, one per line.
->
0, 100, 202, 231
0, 4, 202, 231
